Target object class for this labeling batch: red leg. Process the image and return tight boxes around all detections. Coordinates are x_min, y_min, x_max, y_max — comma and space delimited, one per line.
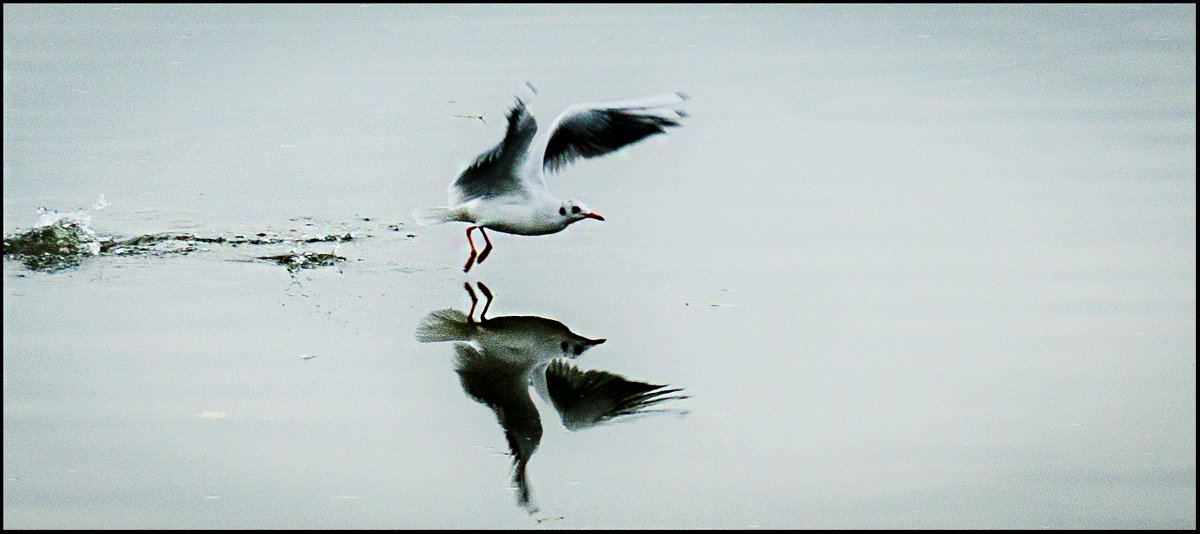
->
476, 227, 494, 264
463, 226, 479, 272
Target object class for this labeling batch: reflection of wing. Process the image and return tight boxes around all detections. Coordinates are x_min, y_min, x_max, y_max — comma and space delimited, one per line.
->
452, 343, 541, 513
544, 360, 689, 431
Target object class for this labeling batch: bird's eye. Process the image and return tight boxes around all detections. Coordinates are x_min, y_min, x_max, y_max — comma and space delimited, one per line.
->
573, 344, 584, 356
559, 207, 566, 216
560, 341, 569, 352
571, 206, 581, 214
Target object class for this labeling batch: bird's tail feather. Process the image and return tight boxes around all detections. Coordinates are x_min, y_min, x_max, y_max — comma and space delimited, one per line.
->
412, 207, 454, 226
415, 308, 474, 343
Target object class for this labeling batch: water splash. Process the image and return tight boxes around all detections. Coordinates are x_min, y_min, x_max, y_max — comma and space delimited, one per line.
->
5, 200, 408, 274
4, 196, 110, 271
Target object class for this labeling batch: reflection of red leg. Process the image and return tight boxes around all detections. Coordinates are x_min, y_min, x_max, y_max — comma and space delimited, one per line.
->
476, 282, 493, 321
463, 226, 479, 272
464, 282, 478, 323
476, 227, 494, 264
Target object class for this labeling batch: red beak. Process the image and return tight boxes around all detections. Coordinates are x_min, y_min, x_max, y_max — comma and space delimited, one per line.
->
584, 212, 605, 221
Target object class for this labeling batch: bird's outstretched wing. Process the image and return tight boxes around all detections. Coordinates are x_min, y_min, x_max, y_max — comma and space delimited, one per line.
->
544, 359, 688, 431
539, 92, 688, 173
450, 99, 539, 204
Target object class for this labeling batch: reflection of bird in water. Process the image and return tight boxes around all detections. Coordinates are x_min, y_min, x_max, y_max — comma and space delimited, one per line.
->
413, 83, 688, 272
415, 282, 688, 514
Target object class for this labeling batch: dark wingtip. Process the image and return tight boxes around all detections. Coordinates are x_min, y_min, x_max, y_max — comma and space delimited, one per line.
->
515, 82, 538, 107
676, 91, 690, 100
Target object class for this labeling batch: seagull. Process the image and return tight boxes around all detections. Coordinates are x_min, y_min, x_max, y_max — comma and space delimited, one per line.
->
413, 85, 688, 272
414, 282, 688, 513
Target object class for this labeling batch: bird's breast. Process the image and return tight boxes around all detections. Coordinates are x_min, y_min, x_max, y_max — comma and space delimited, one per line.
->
476, 202, 567, 236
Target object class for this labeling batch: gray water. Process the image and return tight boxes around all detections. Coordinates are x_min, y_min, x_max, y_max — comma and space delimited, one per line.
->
3, 4, 1195, 529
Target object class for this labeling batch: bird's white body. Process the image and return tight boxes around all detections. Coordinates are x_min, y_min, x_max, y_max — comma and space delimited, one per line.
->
453, 193, 567, 236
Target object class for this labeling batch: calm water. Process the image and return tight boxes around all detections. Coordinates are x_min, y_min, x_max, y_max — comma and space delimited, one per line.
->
4, 4, 1195, 529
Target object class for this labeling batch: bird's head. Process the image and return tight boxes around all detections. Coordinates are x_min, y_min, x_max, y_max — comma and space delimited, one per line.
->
560, 335, 606, 359
558, 199, 605, 224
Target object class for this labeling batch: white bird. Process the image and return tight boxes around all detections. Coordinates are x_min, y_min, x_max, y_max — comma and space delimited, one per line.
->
414, 85, 688, 272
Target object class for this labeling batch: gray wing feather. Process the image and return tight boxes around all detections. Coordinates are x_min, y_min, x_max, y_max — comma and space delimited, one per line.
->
542, 93, 687, 173
450, 100, 538, 203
